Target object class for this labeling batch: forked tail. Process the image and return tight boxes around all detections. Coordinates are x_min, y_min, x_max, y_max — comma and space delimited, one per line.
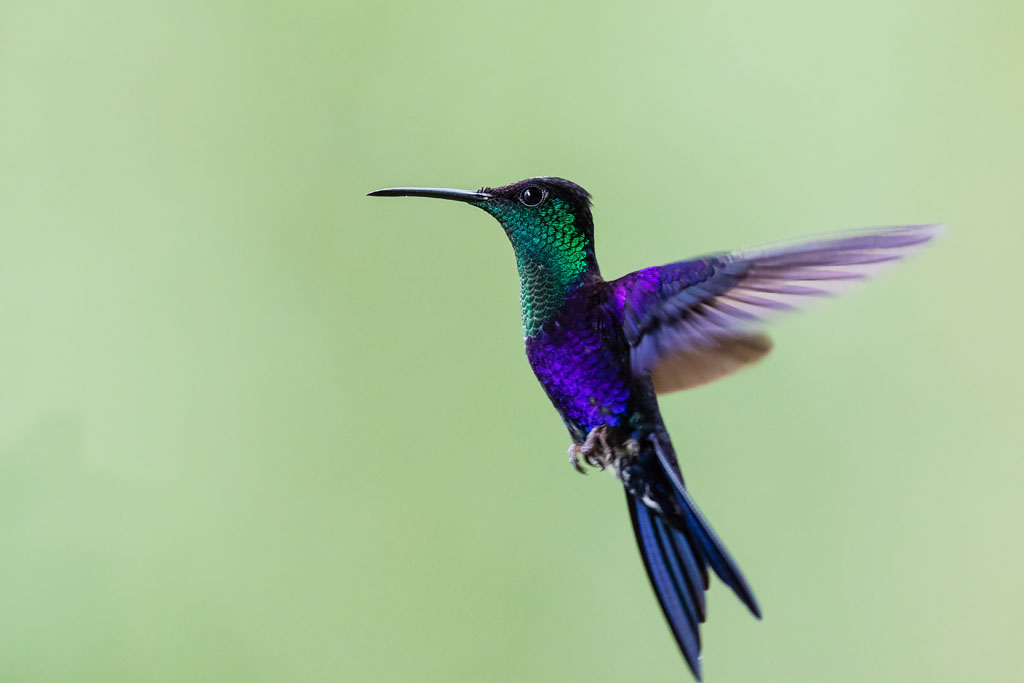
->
627, 434, 760, 680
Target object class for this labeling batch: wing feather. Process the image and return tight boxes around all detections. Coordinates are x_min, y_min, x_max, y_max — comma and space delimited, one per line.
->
610, 224, 942, 392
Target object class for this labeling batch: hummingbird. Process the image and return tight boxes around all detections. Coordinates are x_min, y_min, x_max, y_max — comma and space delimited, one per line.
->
368, 177, 939, 679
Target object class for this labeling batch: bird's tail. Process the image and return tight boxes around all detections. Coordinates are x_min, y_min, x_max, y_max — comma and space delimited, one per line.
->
627, 433, 760, 680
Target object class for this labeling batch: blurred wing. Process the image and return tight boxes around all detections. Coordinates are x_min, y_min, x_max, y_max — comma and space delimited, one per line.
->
611, 224, 942, 392
649, 333, 774, 393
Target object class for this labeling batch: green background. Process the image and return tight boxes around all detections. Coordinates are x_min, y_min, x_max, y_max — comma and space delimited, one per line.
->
1, 1, 1021, 681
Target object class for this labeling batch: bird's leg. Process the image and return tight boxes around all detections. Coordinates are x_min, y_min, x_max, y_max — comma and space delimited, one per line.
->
568, 426, 609, 474
614, 438, 641, 478
582, 427, 611, 469
568, 426, 640, 475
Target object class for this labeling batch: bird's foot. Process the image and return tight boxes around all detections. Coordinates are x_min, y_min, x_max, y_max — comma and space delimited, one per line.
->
568, 426, 640, 475
568, 445, 587, 474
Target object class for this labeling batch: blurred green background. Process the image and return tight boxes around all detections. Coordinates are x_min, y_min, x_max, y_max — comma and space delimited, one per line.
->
1, 1, 1021, 681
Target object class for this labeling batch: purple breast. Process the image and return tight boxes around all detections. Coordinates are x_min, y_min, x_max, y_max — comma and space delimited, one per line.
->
525, 287, 632, 433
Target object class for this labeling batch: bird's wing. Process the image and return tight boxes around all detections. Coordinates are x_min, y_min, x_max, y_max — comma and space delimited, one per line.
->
610, 224, 942, 393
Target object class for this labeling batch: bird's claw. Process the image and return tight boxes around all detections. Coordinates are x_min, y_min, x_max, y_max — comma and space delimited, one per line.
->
568, 446, 587, 474
568, 426, 639, 475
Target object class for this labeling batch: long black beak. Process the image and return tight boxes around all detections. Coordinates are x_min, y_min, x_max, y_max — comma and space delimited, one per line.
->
367, 187, 491, 203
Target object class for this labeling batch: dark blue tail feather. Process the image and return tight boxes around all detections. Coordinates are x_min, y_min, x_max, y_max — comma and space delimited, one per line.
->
649, 434, 762, 619
655, 511, 707, 623
675, 482, 762, 619
629, 493, 705, 680
627, 434, 761, 679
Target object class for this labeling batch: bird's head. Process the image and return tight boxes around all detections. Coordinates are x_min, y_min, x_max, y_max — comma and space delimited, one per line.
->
369, 176, 599, 333
369, 175, 597, 272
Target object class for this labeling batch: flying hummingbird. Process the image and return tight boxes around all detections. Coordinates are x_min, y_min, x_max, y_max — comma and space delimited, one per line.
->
368, 177, 939, 679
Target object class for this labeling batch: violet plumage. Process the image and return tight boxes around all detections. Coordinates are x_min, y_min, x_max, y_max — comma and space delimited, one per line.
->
369, 177, 940, 680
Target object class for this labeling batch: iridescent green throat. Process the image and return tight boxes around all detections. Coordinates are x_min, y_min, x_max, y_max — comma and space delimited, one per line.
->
473, 198, 598, 336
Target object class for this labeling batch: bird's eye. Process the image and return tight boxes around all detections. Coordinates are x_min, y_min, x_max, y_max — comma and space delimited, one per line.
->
519, 186, 545, 207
